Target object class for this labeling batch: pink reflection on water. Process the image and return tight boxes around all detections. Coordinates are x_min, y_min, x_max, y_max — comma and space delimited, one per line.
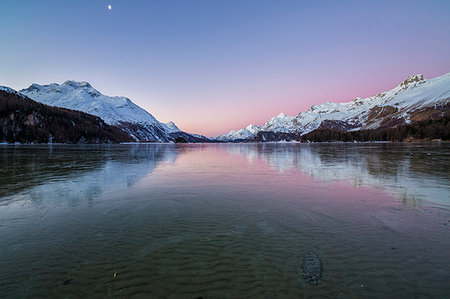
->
135, 144, 446, 239
140, 144, 399, 206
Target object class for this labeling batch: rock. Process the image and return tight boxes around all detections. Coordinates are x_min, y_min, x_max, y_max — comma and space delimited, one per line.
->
174, 137, 188, 143
63, 279, 73, 285
302, 250, 322, 285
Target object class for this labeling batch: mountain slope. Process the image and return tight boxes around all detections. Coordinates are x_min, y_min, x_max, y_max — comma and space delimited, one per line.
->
0, 87, 133, 143
20, 81, 208, 142
217, 124, 261, 141
218, 73, 450, 141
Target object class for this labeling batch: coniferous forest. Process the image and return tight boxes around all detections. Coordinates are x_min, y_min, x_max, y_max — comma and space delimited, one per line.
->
1, 88, 448, 144
301, 116, 449, 142
0, 90, 133, 143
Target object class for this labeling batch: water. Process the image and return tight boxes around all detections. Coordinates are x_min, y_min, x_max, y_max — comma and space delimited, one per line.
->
0, 143, 449, 298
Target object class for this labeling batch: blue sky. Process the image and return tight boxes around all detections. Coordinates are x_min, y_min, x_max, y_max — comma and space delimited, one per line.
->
1, 0, 449, 135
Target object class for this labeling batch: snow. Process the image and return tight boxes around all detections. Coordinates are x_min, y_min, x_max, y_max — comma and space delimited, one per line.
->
162, 121, 181, 133
217, 72, 450, 140
0, 85, 25, 98
261, 113, 296, 133
20, 81, 163, 126
0, 86, 17, 94
217, 124, 261, 141
18, 80, 205, 141
191, 133, 210, 140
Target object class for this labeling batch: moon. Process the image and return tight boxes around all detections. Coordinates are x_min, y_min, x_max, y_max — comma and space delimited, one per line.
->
108, 4, 112, 10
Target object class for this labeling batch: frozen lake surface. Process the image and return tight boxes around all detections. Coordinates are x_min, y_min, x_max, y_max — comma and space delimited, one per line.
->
0, 143, 449, 298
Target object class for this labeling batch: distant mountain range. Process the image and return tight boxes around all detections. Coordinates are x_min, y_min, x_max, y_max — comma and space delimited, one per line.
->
1, 73, 449, 144
19, 81, 209, 143
217, 73, 449, 142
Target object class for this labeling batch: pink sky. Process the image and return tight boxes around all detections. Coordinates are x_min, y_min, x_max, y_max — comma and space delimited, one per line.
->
146, 68, 449, 137
1, 1, 449, 137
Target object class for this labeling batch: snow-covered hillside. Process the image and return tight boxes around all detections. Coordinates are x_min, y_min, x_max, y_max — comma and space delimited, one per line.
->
163, 121, 181, 133
0, 86, 133, 143
20, 81, 207, 142
217, 73, 450, 141
1, 85, 25, 98
217, 124, 261, 141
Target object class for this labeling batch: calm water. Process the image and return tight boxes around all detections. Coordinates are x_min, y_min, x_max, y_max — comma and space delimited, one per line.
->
0, 143, 449, 298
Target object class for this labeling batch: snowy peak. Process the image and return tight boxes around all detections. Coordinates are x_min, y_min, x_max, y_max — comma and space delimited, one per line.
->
217, 124, 261, 141
0, 85, 17, 94
391, 74, 427, 94
20, 80, 160, 126
245, 124, 261, 133
0, 85, 26, 99
18, 80, 210, 142
261, 112, 295, 132
61, 80, 101, 97
397, 74, 425, 88
218, 72, 450, 141
62, 80, 92, 88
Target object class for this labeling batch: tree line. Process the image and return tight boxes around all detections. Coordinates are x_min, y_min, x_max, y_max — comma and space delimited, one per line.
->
302, 116, 449, 142
0, 90, 133, 143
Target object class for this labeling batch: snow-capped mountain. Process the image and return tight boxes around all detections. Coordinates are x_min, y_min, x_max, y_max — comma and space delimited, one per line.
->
217, 124, 261, 141
260, 113, 296, 132
1, 85, 25, 98
0, 86, 133, 144
0, 86, 17, 94
21, 81, 161, 125
20, 81, 207, 142
218, 73, 450, 141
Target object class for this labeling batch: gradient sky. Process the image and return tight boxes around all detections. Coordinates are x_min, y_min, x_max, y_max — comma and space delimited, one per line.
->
1, 0, 449, 136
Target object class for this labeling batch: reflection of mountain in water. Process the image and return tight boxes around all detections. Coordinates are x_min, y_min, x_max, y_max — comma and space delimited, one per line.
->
226, 143, 450, 207
0, 144, 180, 202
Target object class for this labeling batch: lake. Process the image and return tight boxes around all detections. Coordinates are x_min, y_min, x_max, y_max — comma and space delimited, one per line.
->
0, 143, 449, 298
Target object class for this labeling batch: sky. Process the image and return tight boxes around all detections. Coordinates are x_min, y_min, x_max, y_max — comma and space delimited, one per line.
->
0, 0, 449, 137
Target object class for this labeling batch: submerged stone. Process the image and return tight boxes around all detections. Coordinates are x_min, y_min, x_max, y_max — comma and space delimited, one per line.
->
302, 250, 322, 285
62, 279, 73, 285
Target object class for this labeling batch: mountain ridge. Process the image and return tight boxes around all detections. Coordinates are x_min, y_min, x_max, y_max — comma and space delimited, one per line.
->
217, 72, 450, 141
0, 88, 133, 143
19, 81, 208, 142
2, 72, 448, 143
